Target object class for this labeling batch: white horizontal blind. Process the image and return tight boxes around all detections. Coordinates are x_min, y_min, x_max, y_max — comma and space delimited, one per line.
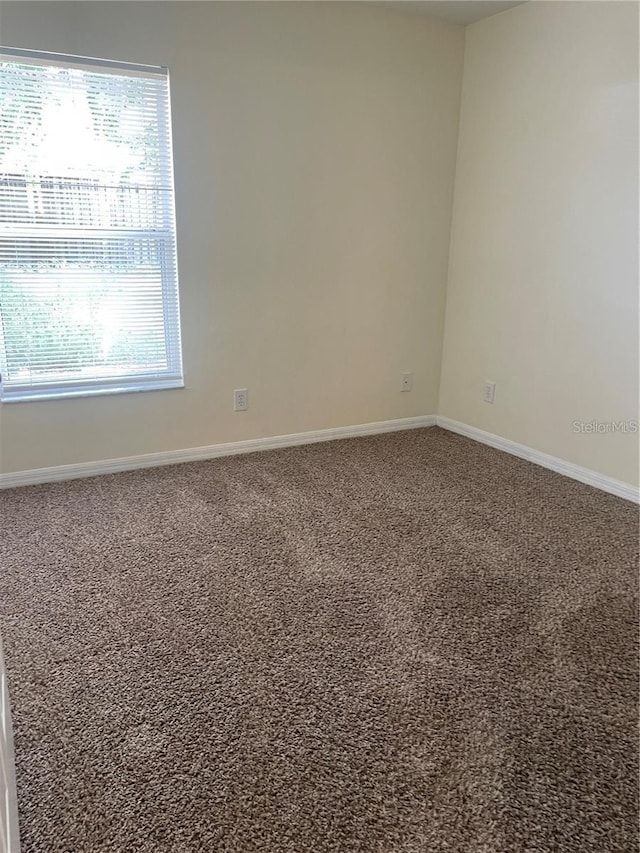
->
0, 48, 183, 401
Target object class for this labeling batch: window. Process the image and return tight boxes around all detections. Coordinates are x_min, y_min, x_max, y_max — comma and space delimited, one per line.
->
0, 48, 183, 402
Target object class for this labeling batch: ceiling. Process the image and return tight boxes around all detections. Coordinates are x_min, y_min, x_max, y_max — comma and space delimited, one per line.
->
379, 1, 526, 26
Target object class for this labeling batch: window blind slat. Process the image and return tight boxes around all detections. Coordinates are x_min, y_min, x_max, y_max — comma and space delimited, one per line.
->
0, 48, 183, 401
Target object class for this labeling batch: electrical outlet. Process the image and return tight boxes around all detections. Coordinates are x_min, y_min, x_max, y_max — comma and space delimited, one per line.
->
483, 381, 496, 404
400, 372, 413, 392
234, 388, 248, 411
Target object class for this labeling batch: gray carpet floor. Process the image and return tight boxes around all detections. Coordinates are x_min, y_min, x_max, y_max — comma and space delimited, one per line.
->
0, 427, 638, 852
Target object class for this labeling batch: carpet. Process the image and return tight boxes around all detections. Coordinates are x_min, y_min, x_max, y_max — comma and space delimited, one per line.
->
0, 427, 637, 852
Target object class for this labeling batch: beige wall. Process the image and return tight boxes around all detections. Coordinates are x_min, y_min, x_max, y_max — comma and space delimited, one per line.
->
2, 1, 638, 488
439, 0, 639, 486
0, 1, 464, 473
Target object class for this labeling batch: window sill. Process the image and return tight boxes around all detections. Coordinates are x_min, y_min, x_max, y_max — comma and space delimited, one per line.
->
0, 379, 185, 403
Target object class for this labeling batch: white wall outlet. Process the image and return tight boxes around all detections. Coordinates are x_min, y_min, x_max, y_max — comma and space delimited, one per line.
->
400, 372, 413, 392
483, 381, 496, 404
234, 388, 248, 411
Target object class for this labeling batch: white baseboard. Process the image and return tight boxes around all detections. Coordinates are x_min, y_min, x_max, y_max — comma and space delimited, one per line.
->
437, 416, 639, 504
3, 413, 636, 503
0, 636, 20, 853
0, 415, 437, 490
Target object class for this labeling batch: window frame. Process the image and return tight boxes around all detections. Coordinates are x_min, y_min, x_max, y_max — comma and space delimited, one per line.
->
0, 46, 184, 403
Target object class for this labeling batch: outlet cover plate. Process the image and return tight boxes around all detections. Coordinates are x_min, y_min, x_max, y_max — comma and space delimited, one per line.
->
234, 388, 248, 411
483, 381, 496, 404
